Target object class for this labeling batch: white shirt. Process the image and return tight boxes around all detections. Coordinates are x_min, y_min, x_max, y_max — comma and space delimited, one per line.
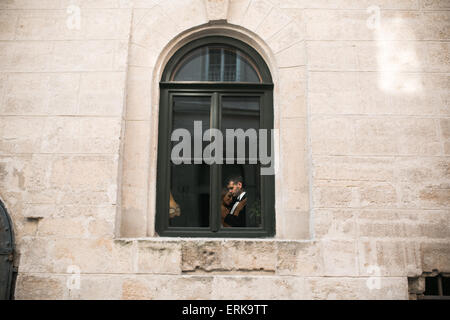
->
229, 191, 246, 215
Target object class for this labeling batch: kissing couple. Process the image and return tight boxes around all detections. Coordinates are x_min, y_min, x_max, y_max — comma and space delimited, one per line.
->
221, 175, 247, 227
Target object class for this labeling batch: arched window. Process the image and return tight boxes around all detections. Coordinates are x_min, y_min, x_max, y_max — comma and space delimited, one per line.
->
156, 36, 274, 237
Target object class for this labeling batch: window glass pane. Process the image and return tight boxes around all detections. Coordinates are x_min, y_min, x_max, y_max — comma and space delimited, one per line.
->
222, 96, 260, 162
443, 277, 450, 296
424, 277, 440, 296
220, 96, 261, 228
172, 46, 261, 82
169, 96, 211, 227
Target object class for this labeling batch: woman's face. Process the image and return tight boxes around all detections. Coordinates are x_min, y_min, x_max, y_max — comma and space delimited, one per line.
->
223, 192, 232, 206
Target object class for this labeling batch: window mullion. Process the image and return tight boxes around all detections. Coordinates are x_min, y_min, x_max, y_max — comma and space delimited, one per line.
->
210, 92, 221, 232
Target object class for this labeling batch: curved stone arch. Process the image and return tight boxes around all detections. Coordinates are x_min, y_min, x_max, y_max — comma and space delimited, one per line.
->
118, 1, 310, 239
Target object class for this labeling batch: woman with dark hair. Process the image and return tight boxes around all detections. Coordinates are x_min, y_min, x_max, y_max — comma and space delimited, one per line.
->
221, 188, 233, 227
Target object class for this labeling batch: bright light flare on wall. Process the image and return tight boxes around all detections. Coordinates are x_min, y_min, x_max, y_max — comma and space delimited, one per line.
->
376, 16, 423, 95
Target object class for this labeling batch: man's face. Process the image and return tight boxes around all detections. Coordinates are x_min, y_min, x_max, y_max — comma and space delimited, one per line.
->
227, 181, 242, 197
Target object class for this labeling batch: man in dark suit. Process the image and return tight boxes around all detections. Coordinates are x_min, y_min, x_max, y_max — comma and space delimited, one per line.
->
224, 175, 247, 227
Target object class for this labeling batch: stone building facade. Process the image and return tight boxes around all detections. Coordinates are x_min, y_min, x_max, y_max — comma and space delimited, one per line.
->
0, 0, 449, 299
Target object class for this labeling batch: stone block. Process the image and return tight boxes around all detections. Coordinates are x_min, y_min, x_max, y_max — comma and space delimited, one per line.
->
313, 182, 354, 208
240, 0, 273, 32
278, 67, 307, 118
122, 275, 213, 299
86, 216, 115, 239
0, 11, 18, 40
421, 241, 450, 273
358, 221, 405, 238
119, 0, 159, 8
275, 41, 306, 67
73, 275, 124, 300
15, 273, 64, 300
40, 117, 122, 154
160, 0, 207, 32
358, 240, 413, 276
221, 240, 277, 272
270, 0, 418, 10
398, 118, 441, 155
212, 275, 307, 299
314, 209, 356, 239
36, 217, 87, 238
52, 238, 135, 274
227, 0, 251, 25
313, 156, 395, 181
305, 276, 408, 299
18, 237, 55, 273
352, 117, 441, 156
278, 210, 310, 239
181, 240, 225, 273
121, 121, 151, 186
322, 240, 358, 276
307, 41, 358, 71
0, 117, 45, 153
280, 118, 309, 211
120, 206, 148, 237
396, 157, 449, 185
256, 6, 292, 40
22, 204, 54, 220
4, 41, 54, 72
421, 0, 450, 9
49, 155, 117, 191
358, 72, 437, 116
83, 9, 131, 40
305, 10, 375, 41
79, 72, 126, 116
399, 183, 450, 209
131, 5, 179, 51
124, 67, 152, 119
1, 72, 77, 116
441, 118, 450, 146
114, 40, 129, 71
52, 40, 116, 71
267, 20, 305, 53
58, 190, 113, 206
310, 116, 353, 155
309, 72, 364, 115
137, 241, 182, 274
15, 11, 81, 41
359, 182, 398, 208
277, 241, 324, 276
128, 44, 154, 68
205, 0, 229, 21
352, 118, 398, 155
421, 11, 450, 40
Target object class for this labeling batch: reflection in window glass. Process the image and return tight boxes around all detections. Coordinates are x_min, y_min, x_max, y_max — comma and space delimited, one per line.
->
172, 46, 261, 82
222, 96, 260, 163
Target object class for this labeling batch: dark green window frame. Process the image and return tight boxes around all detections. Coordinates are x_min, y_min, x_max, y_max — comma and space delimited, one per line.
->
156, 36, 275, 238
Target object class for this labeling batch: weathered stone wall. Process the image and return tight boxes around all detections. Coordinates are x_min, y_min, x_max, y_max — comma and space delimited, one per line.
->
0, 0, 448, 299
